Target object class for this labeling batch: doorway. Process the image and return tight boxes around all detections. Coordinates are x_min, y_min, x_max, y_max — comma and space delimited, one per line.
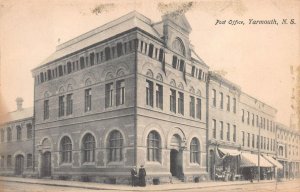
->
15, 155, 24, 175
42, 152, 51, 177
170, 149, 182, 178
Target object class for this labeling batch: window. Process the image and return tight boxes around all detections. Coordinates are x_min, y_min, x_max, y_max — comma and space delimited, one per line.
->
172, 55, 177, 68
82, 133, 95, 162
226, 123, 230, 141
220, 121, 224, 140
252, 134, 255, 148
117, 43, 123, 57
233, 98, 236, 113
226, 95, 230, 111
16, 126, 22, 141
264, 137, 266, 149
267, 119, 269, 130
219, 92, 223, 109
178, 92, 184, 115
190, 96, 195, 118
148, 44, 154, 57
108, 130, 123, 162
7, 127, 12, 142
105, 47, 111, 60
0, 129, 4, 142
27, 124, 32, 139
146, 80, 153, 107
233, 125, 236, 142
247, 133, 250, 147
85, 88, 92, 111
66, 94, 73, 115
257, 135, 259, 148
267, 138, 269, 150
252, 114, 255, 126
190, 138, 200, 164
212, 89, 216, 107
90, 53, 95, 66
7, 155, 12, 168
191, 66, 195, 77
158, 48, 164, 62
44, 100, 49, 120
58, 95, 65, 117
242, 109, 245, 122
242, 131, 245, 146
261, 136, 263, 149
67, 62, 72, 74
196, 98, 202, 120
80, 57, 85, 69
61, 136, 72, 163
116, 80, 125, 106
27, 154, 32, 167
47, 69, 52, 80
212, 119, 216, 139
247, 111, 250, 124
156, 84, 163, 109
0, 156, 4, 168
179, 60, 184, 72
147, 131, 161, 162
256, 115, 259, 127
40, 72, 44, 82
170, 89, 176, 113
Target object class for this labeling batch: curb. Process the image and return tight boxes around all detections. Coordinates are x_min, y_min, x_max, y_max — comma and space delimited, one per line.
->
0, 178, 278, 191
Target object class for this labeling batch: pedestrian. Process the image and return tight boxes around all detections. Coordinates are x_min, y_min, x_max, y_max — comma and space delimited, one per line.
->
250, 168, 254, 183
138, 165, 147, 187
130, 167, 137, 187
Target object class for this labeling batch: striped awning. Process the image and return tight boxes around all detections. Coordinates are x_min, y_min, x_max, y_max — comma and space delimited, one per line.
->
262, 155, 283, 169
218, 147, 241, 157
240, 153, 273, 167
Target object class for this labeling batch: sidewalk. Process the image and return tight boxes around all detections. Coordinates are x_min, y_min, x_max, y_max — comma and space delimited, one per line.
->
0, 176, 279, 191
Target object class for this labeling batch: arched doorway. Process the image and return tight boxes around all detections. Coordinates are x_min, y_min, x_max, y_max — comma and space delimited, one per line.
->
42, 151, 51, 177
170, 134, 183, 178
15, 155, 24, 175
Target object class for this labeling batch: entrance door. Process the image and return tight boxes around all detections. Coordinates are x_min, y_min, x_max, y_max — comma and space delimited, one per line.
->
15, 155, 24, 175
170, 149, 183, 177
42, 152, 51, 177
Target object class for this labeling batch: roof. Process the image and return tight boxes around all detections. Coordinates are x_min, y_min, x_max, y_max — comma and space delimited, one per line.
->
0, 107, 33, 125
35, 11, 162, 70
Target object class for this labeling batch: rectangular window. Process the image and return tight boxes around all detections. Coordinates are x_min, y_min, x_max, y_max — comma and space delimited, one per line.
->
44, 100, 49, 120
247, 111, 250, 124
226, 95, 230, 111
220, 121, 224, 140
58, 65, 63, 76
146, 80, 153, 107
156, 84, 163, 109
242, 131, 245, 146
233, 125, 236, 142
247, 133, 250, 147
220, 92, 223, 109
212, 119, 216, 139
58, 96, 65, 117
267, 138, 269, 150
170, 89, 176, 113
172, 55, 177, 69
264, 137, 266, 149
252, 114, 255, 126
158, 49, 164, 62
233, 98, 236, 113
85, 88, 92, 111
148, 44, 154, 57
27, 124, 32, 139
178, 92, 184, 115
226, 123, 230, 141
261, 136, 263, 149
190, 96, 195, 118
256, 115, 259, 127
242, 109, 245, 122
212, 89, 216, 107
252, 134, 255, 148
116, 80, 125, 106
191, 66, 195, 77
179, 60, 184, 72
105, 83, 113, 108
66, 94, 73, 115
27, 154, 32, 167
257, 135, 259, 148
196, 98, 202, 120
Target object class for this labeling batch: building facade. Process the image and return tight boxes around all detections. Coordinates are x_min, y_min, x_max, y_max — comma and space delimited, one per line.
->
0, 11, 299, 184
0, 98, 34, 177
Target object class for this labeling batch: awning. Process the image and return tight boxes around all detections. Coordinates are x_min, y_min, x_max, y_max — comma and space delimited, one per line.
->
262, 155, 283, 169
218, 147, 241, 157
240, 153, 273, 167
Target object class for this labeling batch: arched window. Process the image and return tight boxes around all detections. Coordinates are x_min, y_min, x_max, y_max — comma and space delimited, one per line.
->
108, 130, 123, 162
27, 124, 32, 139
172, 37, 185, 56
16, 125, 22, 141
190, 137, 200, 164
0, 129, 4, 142
147, 131, 161, 162
61, 136, 72, 163
7, 127, 12, 142
82, 133, 95, 162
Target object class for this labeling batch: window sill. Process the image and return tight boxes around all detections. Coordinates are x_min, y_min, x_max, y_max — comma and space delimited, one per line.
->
60, 162, 72, 166
107, 161, 123, 166
82, 162, 96, 166
145, 161, 161, 166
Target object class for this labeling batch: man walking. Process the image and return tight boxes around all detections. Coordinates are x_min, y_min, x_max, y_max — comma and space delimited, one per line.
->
130, 167, 137, 187
139, 165, 147, 187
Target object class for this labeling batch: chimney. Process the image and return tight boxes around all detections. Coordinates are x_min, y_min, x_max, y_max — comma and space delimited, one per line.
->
16, 97, 23, 111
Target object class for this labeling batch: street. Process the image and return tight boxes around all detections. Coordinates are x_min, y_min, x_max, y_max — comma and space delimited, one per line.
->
0, 179, 300, 192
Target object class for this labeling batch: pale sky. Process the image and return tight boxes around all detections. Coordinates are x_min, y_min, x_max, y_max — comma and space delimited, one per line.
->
0, 0, 299, 126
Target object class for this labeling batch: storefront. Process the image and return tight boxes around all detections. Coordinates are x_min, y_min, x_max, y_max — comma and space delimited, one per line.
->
240, 152, 273, 180
262, 155, 283, 179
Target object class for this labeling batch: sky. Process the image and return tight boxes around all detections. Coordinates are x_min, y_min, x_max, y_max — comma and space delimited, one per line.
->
0, 0, 299, 126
